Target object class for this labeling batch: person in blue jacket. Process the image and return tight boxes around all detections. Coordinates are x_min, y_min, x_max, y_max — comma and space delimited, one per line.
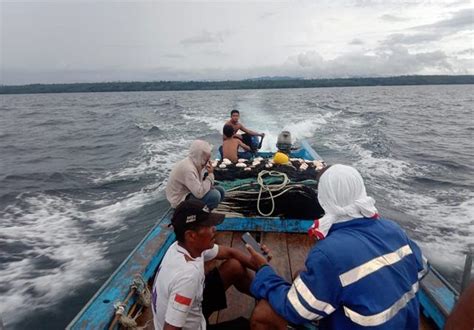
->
246, 164, 429, 329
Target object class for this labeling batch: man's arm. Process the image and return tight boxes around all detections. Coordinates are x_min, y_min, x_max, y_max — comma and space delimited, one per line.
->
239, 124, 263, 137
216, 245, 256, 270
238, 139, 252, 151
247, 246, 340, 325
161, 274, 199, 329
182, 170, 214, 199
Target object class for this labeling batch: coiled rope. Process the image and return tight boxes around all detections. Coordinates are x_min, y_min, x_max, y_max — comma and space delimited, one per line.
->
256, 171, 290, 216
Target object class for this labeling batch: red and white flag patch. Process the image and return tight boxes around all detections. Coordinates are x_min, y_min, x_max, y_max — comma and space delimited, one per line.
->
172, 293, 192, 312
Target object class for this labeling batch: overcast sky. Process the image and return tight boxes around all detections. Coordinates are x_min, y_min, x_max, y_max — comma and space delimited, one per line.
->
1, 0, 473, 84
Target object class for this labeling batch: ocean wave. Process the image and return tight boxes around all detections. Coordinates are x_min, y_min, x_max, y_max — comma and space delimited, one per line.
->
33, 119, 74, 127
87, 188, 164, 229
109, 101, 140, 107
134, 123, 165, 136
354, 146, 413, 180
93, 136, 189, 185
0, 132, 13, 139
386, 189, 474, 271
320, 104, 343, 111
0, 194, 108, 326
181, 113, 226, 133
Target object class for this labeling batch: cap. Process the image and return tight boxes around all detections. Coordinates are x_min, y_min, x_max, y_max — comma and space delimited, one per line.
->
171, 200, 225, 236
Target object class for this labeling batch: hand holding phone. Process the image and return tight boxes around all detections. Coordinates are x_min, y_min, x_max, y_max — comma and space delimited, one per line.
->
206, 161, 214, 174
241, 232, 267, 256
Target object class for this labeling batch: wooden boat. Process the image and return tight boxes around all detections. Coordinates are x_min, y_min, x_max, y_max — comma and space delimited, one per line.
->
67, 140, 459, 330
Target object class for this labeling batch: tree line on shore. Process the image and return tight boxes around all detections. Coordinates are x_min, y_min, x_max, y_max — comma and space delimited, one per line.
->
1, 75, 473, 95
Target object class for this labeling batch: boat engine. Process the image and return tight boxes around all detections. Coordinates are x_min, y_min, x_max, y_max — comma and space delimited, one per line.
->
276, 131, 292, 153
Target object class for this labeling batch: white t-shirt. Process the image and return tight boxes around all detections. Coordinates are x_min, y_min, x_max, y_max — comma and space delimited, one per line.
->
152, 241, 219, 330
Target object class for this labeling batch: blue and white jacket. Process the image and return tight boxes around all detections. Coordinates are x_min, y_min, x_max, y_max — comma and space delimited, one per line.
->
251, 218, 428, 329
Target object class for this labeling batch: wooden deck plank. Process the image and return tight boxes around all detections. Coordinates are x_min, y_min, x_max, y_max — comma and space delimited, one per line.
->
286, 234, 315, 280
262, 232, 292, 282
216, 231, 256, 323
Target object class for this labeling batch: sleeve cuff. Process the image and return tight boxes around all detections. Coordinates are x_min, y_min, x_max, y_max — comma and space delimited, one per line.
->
257, 263, 270, 273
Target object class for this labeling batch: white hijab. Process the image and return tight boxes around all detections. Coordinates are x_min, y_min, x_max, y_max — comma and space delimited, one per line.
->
310, 164, 378, 239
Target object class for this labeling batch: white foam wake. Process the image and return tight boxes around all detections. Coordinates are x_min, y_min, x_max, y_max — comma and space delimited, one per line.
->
94, 136, 189, 184
0, 194, 108, 325
182, 108, 332, 152
388, 190, 474, 272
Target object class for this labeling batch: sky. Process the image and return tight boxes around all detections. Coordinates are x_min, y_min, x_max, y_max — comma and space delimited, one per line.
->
0, 0, 473, 85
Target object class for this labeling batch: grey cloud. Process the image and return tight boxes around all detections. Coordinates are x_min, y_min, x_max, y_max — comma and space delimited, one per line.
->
382, 33, 439, 46
104, 43, 149, 48
354, 0, 421, 8
180, 30, 229, 45
1, 46, 467, 85
259, 12, 275, 19
456, 48, 473, 56
380, 14, 409, 22
202, 50, 228, 57
444, 0, 471, 8
163, 53, 186, 59
382, 9, 474, 47
284, 43, 314, 48
283, 46, 454, 78
296, 51, 324, 68
414, 8, 473, 33
349, 38, 365, 45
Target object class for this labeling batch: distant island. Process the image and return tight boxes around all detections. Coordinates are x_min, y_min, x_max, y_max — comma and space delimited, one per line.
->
1, 75, 473, 95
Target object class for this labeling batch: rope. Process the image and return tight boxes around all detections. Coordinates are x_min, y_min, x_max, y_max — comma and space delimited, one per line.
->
109, 275, 151, 330
256, 171, 290, 216
131, 275, 151, 307
113, 302, 139, 329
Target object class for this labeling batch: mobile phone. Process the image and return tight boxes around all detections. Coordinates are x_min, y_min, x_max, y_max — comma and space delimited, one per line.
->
241, 232, 267, 256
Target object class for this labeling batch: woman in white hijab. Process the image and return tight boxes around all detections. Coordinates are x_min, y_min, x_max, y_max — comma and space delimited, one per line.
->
249, 163, 427, 329
309, 164, 379, 239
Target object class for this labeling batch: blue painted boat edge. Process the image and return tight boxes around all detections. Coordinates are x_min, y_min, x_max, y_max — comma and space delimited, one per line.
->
299, 140, 324, 160
419, 288, 446, 329
218, 218, 314, 233
418, 267, 458, 329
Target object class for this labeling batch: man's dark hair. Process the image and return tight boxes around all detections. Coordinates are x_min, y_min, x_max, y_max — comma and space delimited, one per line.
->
230, 109, 240, 116
175, 223, 201, 243
223, 124, 234, 138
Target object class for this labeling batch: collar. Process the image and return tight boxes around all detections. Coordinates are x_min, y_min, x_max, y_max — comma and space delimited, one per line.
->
176, 242, 197, 261
328, 215, 380, 234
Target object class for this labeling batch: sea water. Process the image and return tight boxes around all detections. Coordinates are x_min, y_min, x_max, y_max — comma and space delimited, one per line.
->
0, 85, 473, 329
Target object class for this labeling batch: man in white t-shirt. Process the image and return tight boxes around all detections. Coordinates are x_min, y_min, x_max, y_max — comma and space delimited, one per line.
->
152, 200, 264, 330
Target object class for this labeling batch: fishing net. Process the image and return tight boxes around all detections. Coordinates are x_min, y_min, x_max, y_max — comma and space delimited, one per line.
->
214, 157, 326, 219
214, 158, 323, 181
